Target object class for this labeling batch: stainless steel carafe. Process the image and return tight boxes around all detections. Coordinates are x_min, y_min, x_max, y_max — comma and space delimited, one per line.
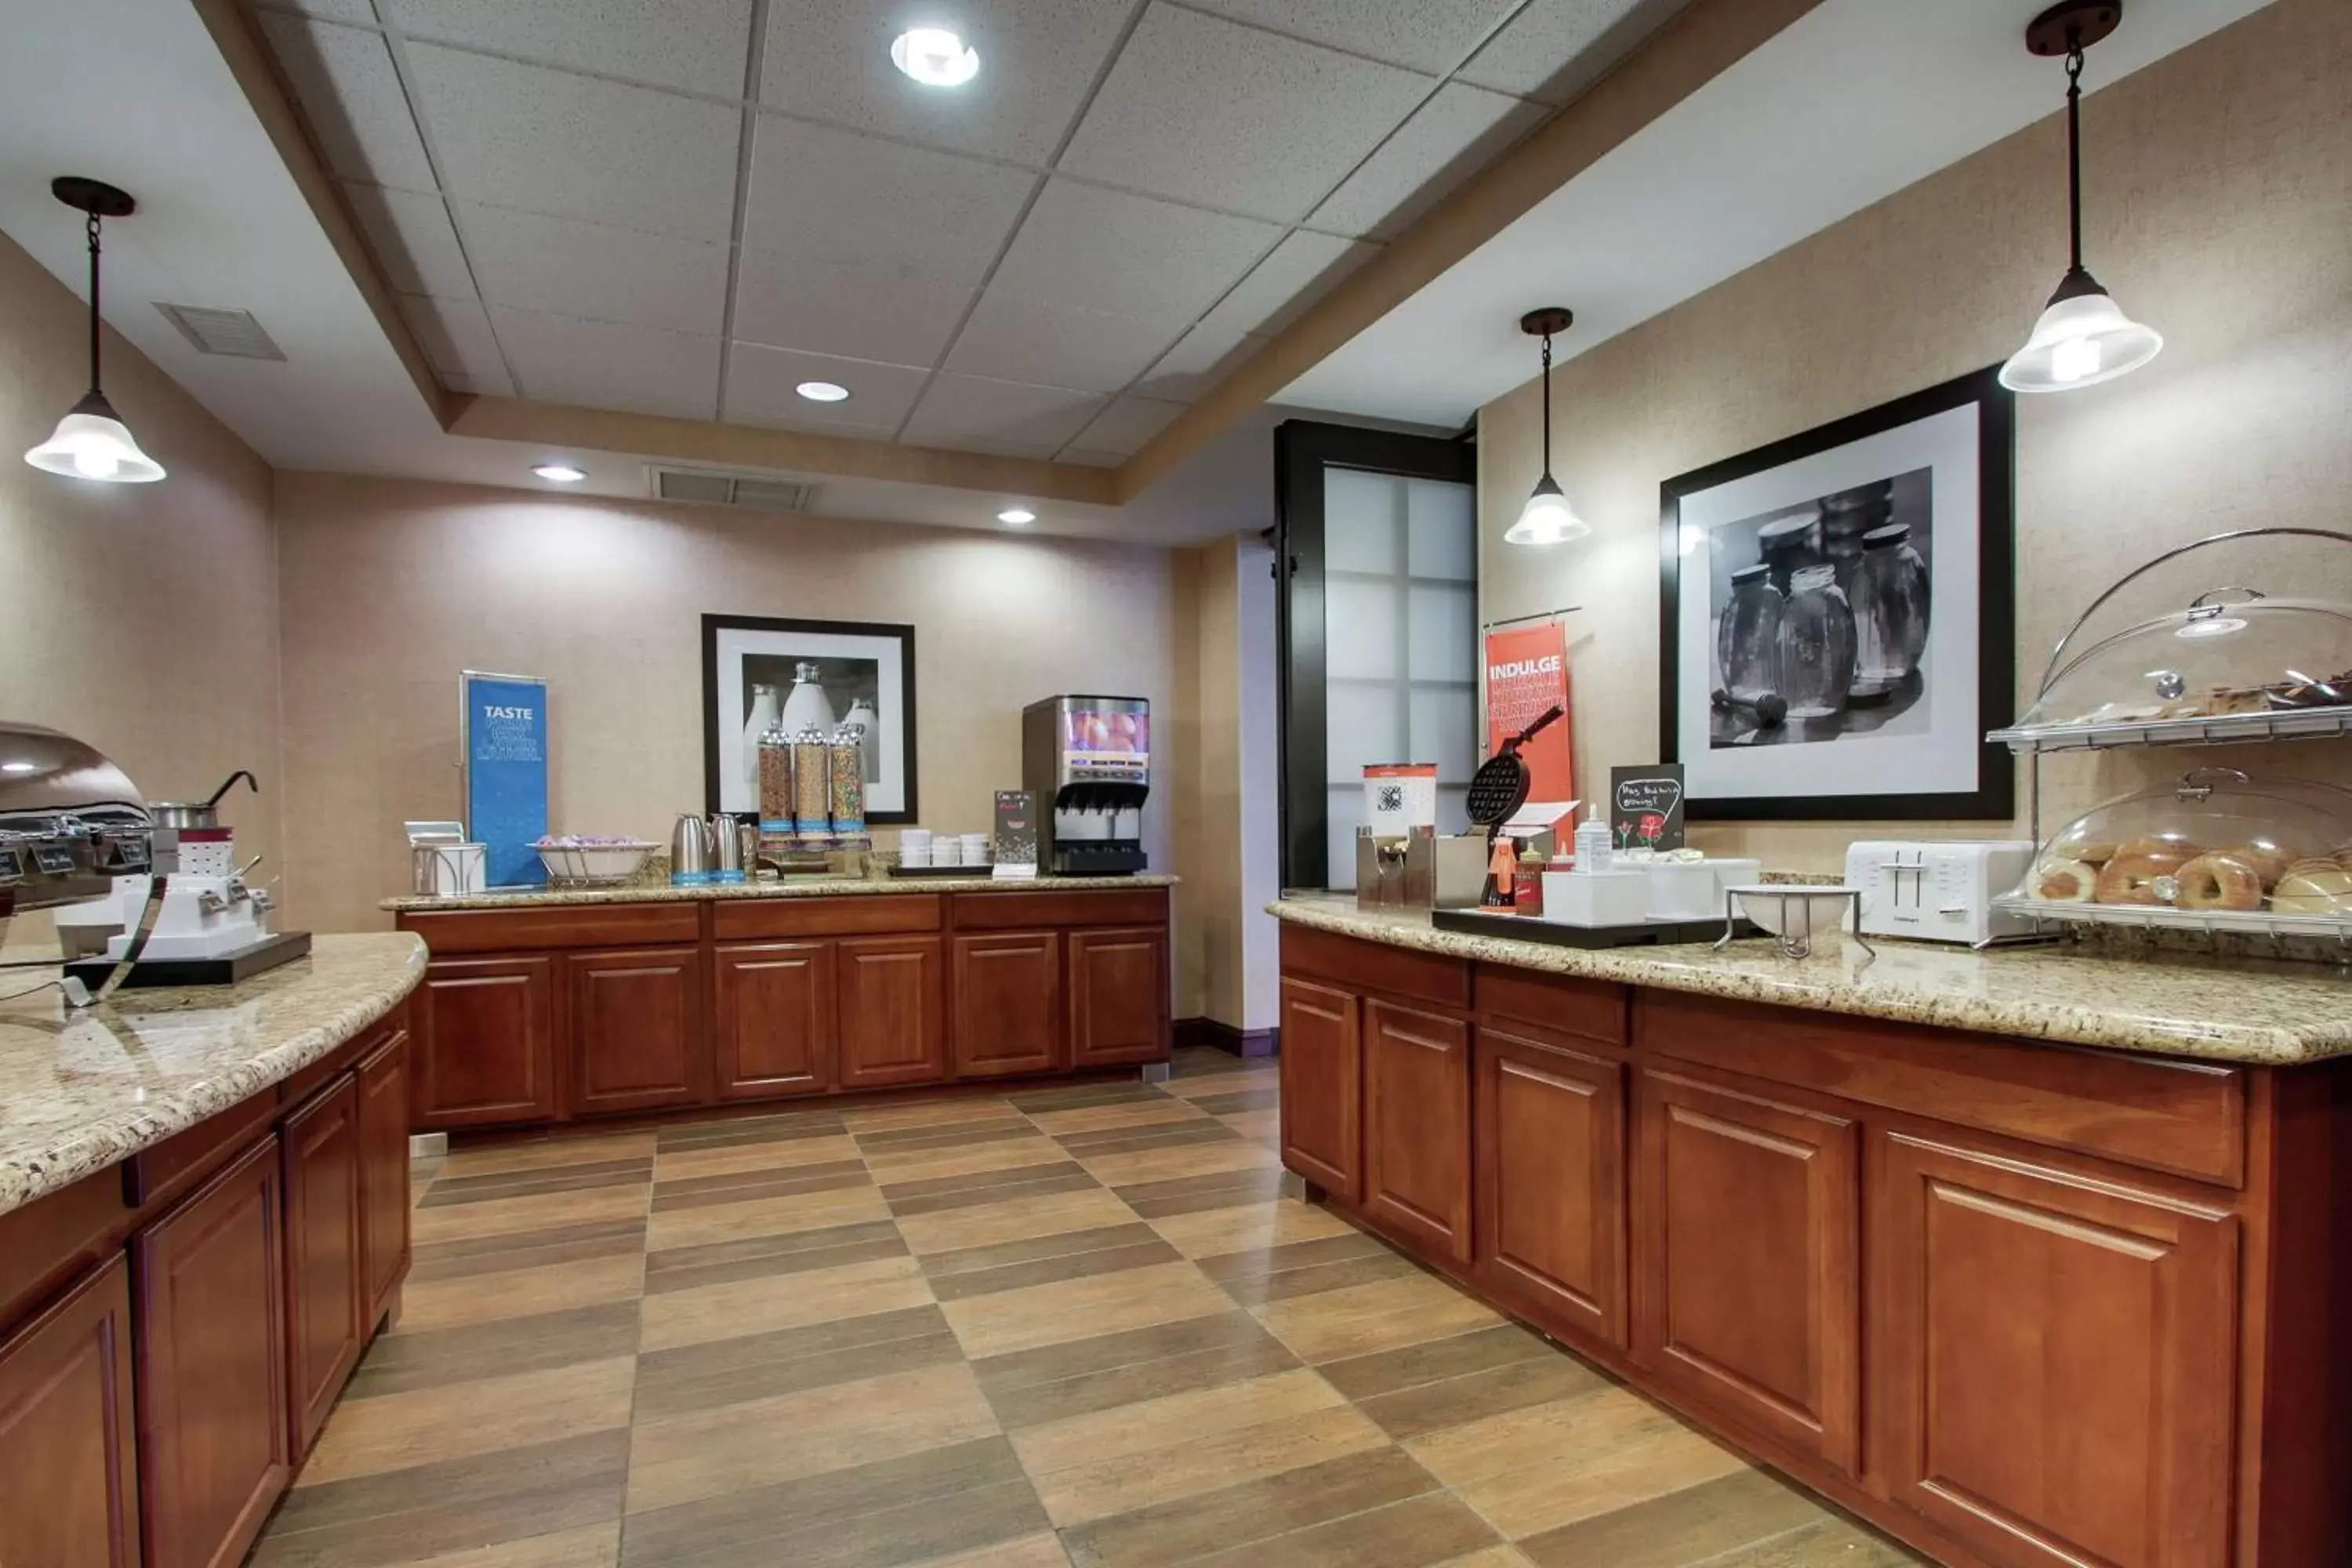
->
670, 813, 715, 886
709, 812, 753, 884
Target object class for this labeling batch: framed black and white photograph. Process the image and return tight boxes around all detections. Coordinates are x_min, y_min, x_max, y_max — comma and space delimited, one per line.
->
702, 615, 918, 822
1659, 367, 2014, 820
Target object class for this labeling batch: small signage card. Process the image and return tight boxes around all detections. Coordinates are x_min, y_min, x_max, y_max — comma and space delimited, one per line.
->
993, 789, 1038, 880
462, 670, 549, 887
1611, 764, 1686, 852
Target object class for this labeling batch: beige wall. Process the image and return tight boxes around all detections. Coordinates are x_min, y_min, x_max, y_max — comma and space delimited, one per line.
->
1477, 0, 2352, 870
0, 228, 281, 947
274, 472, 1177, 933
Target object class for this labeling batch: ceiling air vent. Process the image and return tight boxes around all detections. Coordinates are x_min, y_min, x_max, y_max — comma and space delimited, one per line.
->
650, 466, 818, 514
154, 303, 286, 361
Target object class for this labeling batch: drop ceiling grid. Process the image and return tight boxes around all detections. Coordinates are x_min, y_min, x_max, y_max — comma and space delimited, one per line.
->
243, 0, 1632, 460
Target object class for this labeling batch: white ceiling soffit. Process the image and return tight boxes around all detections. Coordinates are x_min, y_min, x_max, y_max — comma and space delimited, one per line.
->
1279, 0, 2279, 427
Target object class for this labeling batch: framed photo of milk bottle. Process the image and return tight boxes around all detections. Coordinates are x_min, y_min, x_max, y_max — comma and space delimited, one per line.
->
702, 615, 919, 822
1657, 368, 2015, 821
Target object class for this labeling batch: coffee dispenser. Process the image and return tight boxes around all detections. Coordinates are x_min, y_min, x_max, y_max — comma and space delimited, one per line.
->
1022, 695, 1149, 875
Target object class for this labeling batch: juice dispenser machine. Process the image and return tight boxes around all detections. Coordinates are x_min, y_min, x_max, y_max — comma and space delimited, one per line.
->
1022, 695, 1149, 875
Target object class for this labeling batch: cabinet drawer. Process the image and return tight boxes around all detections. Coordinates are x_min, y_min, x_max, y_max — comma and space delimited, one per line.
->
952, 889, 1167, 930
1635, 991, 2245, 1186
713, 895, 941, 941
1282, 924, 1468, 1011
1475, 965, 1627, 1048
400, 902, 699, 953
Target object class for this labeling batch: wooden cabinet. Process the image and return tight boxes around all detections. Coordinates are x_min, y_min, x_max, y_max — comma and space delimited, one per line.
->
281, 1077, 364, 1457
564, 946, 704, 1116
412, 955, 557, 1129
135, 1134, 290, 1568
1068, 926, 1169, 1067
838, 935, 948, 1089
714, 941, 834, 1099
356, 1030, 411, 1330
952, 931, 1065, 1078
0, 1257, 138, 1568
1363, 1000, 1473, 1263
1474, 1026, 1627, 1348
1278, 978, 1363, 1201
1633, 1064, 1860, 1475
1875, 1131, 2236, 1568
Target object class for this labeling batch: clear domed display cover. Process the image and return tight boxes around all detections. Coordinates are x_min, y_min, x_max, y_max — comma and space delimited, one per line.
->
2013, 769, 2352, 924
2013, 590, 2352, 735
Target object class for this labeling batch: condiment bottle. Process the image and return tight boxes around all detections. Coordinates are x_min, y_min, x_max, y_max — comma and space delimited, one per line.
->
1513, 844, 1545, 915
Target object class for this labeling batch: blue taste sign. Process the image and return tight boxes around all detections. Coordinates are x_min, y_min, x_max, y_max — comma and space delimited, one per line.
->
463, 672, 549, 887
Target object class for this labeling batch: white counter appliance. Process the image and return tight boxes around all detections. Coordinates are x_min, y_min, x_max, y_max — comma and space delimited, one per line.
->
1846, 839, 2037, 946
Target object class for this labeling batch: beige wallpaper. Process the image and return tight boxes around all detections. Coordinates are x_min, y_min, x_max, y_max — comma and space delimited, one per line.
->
0, 229, 281, 949
1476, 0, 2352, 871
274, 473, 1177, 932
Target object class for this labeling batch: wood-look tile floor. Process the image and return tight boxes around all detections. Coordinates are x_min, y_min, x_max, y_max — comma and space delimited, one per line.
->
252, 1048, 1926, 1568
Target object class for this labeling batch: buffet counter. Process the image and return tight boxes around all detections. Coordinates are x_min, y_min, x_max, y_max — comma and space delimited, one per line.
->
0, 933, 424, 1568
1270, 895, 2352, 1568
382, 871, 1178, 913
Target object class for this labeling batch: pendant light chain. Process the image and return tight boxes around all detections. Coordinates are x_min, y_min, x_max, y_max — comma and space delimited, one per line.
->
1539, 329, 1553, 474
2063, 34, 2085, 277
85, 209, 103, 397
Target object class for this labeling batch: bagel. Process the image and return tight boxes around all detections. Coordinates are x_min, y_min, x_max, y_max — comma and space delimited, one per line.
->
2271, 865, 2352, 916
2093, 838, 2201, 906
2031, 856, 2097, 902
2218, 840, 2298, 889
2172, 852, 2264, 912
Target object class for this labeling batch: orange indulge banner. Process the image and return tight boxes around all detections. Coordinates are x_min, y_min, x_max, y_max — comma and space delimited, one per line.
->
1484, 621, 1573, 804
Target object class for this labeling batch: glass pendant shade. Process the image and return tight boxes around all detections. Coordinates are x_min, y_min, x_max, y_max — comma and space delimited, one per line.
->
2001, 278, 2162, 393
1506, 474, 1588, 545
24, 391, 165, 484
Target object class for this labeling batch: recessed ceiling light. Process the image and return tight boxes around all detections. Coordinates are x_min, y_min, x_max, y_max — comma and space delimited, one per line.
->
998, 507, 1036, 525
891, 27, 979, 87
532, 463, 587, 483
796, 381, 851, 403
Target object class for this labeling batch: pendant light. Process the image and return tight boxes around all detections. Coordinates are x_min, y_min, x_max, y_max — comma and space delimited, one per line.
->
1505, 307, 1588, 545
1998, 2, 2161, 394
24, 177, 165, 485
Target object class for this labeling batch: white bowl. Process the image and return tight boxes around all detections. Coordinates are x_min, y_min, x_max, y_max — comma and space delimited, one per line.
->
1726, 884, 1854, 938
535, 840, 656, 884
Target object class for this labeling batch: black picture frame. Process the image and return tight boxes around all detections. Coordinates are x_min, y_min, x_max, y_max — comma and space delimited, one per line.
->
1658, 366, 2016, 822
700, 614, 919, 823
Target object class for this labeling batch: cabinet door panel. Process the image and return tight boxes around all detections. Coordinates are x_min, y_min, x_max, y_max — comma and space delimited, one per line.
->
357, 1031, 412, 1328
1633, 1065, 1860, 1475
1875, 1132, 2235, 1568
1475, 1028, 1627, 1348
566, 946, 705, 1116
136, 1134, 290, 1568
0, 1256, 138, 1568
1068, 927, 1168, 1067
412, 956, 557, 1129
1278, 978, 1361, 1202
714, 942, 834, 1100
282, 1076, 365, 1457
952, 932, 1065, 1078
1363, 1000, 1472, 1263
839, 936, 948, 1089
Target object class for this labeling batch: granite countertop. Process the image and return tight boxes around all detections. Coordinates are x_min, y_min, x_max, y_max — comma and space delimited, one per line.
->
384, 873, 1178, 913
1272, 895, 2352, 1067
0, 933, 427, 1218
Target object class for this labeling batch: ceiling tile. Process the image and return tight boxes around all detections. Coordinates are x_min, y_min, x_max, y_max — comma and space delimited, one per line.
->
1179, 0, 1519, 74
758, 0, 1137, 164
343, 182, 474, 297
459, 203, 728, 335
383, 0, 755, 97
898, 374, 1105, 457
724, 343, 927, 436
404, 44, 741, 240
989, 180, 1279, 325
945, 292, 1181, 394
1309, 82, 1546, 238
397, 293, 508, 387
1057, 5, 1432, 223
731, 248, 977, 367
1068, 395, 1185, 458
1131, 321, 1265, 401
1457, 0, 1679, 105
1198, 230, 1377, 339
256, 14, 437, 191
487, 305, 720, 419
742, 117, 1033, 282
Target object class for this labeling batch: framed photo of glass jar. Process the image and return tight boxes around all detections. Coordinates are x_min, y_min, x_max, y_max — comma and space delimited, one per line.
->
701, 615, 918, 822
1658, 367, 2015, 821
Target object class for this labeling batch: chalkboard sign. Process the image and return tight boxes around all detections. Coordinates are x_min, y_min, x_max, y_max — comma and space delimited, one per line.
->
1611, 764, 1686, 851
